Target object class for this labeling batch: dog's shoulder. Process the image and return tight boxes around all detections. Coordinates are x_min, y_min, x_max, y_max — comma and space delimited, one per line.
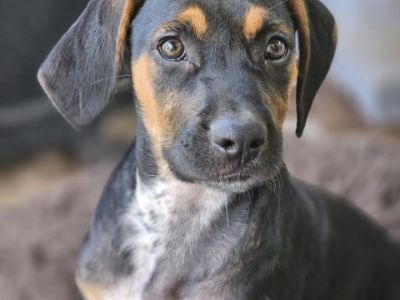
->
94, 142, 138, 224
76, 142, 138, 286
290, 177, 400, 298
290, 177, 393, 244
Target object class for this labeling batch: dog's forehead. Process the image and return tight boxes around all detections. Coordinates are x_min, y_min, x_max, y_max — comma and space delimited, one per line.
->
133, 0, 293, 42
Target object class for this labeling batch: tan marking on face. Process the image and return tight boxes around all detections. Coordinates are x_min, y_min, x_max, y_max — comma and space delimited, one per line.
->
76, 279, 106, 300
274, 23, 291, 36
243, 5, 269, 40
177, 6, 208, 38
115, 0, 138, 73
267, 96, 288, 129
132, 55, 163, 150
266, 55, 298, 129
132, 55, 179, 176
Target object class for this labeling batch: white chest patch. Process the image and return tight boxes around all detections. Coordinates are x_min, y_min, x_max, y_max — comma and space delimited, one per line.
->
109, 173, 229, 300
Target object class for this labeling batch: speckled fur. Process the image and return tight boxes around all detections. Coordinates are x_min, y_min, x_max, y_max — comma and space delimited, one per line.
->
119, 173, 229, 299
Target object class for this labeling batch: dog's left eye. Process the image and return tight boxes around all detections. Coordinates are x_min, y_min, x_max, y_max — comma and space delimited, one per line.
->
158, 38, 186, 61
265, 38, 288, 61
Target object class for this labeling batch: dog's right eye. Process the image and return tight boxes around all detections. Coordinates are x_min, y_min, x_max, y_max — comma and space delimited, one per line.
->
158, 38, 186, 61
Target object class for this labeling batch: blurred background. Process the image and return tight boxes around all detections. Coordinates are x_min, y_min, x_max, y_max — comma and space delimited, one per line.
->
0, 0, 399, 299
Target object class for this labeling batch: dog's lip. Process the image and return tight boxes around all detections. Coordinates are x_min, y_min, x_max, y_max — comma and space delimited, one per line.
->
219, 172, 250, 180
213, 160, 252, 177
204, 160, 257, 181
204, 171, 252, 183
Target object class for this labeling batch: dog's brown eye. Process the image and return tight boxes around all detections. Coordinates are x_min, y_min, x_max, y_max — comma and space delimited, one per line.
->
265, 38, 288, 61
158, 38, 186, 61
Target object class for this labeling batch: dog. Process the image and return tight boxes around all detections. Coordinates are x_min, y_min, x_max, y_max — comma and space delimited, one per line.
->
38, 0, 400, 299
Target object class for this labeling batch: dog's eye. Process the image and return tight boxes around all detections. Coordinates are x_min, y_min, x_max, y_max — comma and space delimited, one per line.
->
158, 38, 186, 61
265, 38, 288, 61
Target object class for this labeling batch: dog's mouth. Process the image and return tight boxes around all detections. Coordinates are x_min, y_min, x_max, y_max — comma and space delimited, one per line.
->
213, 161, 253, 179
202, 173, 257, 193
218, 172, 251, 181
199, 162, 262, 193
168, 154, 279, 193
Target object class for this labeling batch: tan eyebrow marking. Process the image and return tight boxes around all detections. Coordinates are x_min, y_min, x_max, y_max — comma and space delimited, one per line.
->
243, 4, 269, 40
177, 6, 208, 38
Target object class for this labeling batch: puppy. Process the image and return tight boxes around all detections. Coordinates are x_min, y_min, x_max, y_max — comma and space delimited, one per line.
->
38, 0, 400, 299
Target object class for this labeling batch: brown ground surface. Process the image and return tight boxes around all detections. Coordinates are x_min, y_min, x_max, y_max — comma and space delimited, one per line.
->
0, 84, 399, 300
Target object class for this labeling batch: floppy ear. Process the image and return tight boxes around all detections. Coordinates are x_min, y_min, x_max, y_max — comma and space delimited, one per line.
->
38, 0, 142, 128
287, 0, 337, 137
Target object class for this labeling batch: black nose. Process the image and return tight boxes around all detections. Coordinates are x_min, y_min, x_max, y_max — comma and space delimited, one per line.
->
209, 117, 267, 161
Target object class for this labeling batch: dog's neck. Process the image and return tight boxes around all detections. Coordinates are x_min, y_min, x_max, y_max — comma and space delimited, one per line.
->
132, 131, 243, 234
108, 135, 295, 297
130, 136, 233, 248
131, 130, 289, 235
125, 171, 241, 297
126, 140, 235, 297
131, 171, 230, 234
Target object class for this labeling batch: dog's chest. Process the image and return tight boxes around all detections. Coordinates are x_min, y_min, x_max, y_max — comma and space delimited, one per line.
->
113, 177, 229, 299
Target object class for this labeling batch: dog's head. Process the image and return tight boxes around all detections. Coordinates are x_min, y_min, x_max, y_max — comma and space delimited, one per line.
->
38, 0, 336, 192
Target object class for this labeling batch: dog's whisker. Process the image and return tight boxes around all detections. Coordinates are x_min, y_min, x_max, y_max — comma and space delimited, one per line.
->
266, 0, 289, 12
225, 201, 230, 227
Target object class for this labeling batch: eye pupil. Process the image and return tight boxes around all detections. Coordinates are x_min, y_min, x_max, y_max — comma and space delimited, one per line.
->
265, 39, 288, 61
159, 38, 185, 61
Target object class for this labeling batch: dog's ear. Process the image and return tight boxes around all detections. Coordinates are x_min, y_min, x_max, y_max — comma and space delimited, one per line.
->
287, 0, 337, 137
38, 0, 142, 128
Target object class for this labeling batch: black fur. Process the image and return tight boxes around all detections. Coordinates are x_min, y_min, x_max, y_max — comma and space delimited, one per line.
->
38, 0, 400, 299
